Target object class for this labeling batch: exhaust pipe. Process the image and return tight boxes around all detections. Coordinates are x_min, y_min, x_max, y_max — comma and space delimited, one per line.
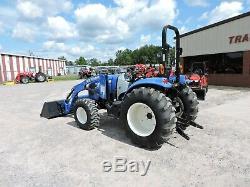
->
40, 100, 65, 119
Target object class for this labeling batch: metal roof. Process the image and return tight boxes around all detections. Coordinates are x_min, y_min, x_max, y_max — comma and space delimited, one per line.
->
180, 11, 250, 38
0, 52, 66, 61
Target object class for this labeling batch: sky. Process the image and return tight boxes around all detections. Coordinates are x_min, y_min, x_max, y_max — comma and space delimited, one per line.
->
0, 0, 249, 62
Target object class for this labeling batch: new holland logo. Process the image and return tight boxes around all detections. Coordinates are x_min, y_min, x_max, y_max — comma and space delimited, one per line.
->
229, 34, 249, 44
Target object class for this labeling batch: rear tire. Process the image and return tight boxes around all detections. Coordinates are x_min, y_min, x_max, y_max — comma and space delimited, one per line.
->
121, 87, 176, 149
178, 86, 199, 121
74, 99, 100, 130
20, 76, 29, 84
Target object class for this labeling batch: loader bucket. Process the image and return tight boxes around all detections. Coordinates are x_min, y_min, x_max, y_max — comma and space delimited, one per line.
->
40, 100, 65, 119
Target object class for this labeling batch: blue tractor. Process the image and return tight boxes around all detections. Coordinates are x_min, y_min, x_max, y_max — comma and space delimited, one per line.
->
41, 25, 202, 149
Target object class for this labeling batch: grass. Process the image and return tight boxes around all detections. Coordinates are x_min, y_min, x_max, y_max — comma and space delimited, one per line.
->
53, 74, 79, 81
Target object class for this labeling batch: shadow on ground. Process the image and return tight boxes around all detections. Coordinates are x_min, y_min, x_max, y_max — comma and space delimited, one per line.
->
66, 112, 135, 147
66, 112, 179, 150
97, 113, 135, 147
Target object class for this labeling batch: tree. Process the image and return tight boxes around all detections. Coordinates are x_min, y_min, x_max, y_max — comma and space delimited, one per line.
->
114, 49, 133, 66
169, 47, 175, 63
58, 56, 67, 61
58, 56, 74, 66
88, 58, 100, 66
102, 58, 114, 66
113, 45, 161, 65
66, 61, 74, 66
75, 56, 87, 65
112, 44, 175, 66
107, 58, 114, 66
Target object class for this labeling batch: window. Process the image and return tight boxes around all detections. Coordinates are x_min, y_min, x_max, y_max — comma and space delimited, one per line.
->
223, 52, 243, 74
184, 51, 243, 74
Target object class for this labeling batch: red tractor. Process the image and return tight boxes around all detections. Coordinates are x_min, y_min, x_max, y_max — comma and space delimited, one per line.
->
127, 64, 159, 80
128, 62, 208, 100
15, 71, 47, 84
186, 62, 208, 100
78, 67, 92, 79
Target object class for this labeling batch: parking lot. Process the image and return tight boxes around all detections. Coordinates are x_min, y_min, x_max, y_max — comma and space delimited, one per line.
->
0, 81, 250, 186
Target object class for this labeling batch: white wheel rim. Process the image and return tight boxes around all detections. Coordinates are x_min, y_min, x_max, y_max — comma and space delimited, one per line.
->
127, 103, 156, 137
76, 107, 88, 124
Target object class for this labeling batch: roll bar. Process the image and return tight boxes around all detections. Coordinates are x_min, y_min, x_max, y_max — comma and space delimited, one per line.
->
162, 25, 182, 80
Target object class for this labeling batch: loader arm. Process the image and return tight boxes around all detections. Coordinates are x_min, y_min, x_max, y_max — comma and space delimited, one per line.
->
41, 75, 105, 119
64, 76, 102, 114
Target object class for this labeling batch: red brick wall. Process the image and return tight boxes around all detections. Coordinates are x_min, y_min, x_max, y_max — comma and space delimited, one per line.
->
208, 74, 250, 87
243, 51, 250, 75
208, 51, 250, 87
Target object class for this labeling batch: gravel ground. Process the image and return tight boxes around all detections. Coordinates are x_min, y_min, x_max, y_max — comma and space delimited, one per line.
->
0, 81, 250, 187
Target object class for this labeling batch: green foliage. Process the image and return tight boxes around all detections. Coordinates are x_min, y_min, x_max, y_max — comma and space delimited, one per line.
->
102, 58, 114, 66
112, 45, 175, 66
58, 56, 67, 61
53, 74, 78, 81
107, 58, 114, 66
88, 58, 101, 66
58, 56, 74, 66
72, 45, 175, 67
114, 49, 133, 66
169, 47, 176, 63
75, 56, 87, 65
66, 61, 74, 66
132, 45, 162, 64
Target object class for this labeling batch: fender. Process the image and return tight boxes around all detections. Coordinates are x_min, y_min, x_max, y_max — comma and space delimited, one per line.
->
126, 75, 188, 94
126, 77, 173, 93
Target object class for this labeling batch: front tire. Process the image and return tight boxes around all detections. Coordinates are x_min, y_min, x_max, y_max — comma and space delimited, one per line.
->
74, 99, 100, 130
121, 87, 176, 149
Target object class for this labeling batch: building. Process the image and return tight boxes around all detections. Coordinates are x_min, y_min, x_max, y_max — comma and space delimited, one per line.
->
0, 53, 66, 83
180, 11, 250, 87
66, 65, 91, 74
